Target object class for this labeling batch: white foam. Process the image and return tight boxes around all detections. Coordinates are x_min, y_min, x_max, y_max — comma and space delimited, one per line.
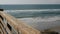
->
4, 9, 60, 12
18, 16, 60, 31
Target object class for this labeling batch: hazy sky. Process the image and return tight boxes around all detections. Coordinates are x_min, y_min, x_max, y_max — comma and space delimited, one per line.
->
0, 0, 60, 4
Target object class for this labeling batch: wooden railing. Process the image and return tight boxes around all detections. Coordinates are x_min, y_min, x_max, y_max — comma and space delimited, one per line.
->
0, 11, 41, 34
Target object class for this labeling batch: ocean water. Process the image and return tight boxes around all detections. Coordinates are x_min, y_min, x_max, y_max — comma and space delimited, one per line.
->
4, 9, 60, 33
0, 4, 60, 10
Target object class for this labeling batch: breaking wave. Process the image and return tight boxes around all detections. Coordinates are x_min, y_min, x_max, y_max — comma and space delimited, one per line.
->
4, 9, 60, 31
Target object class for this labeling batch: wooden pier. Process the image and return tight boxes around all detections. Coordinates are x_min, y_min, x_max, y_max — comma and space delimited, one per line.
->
0, 10, 41, 34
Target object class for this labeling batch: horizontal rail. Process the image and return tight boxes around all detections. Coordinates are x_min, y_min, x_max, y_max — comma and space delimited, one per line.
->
0, 11, 41, 34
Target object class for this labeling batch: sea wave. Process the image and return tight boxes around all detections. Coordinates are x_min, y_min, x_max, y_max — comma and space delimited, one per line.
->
4, 9, 60, 18
4, 9, 60, 33
4, 9, 60, 32
4, 9, 60, 12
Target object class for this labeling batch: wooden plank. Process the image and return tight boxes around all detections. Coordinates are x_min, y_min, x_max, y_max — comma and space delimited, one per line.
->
0, 23, 6, 34
0, 18, 12, 34
0, 11, 41, 34
0, 28, 3, 34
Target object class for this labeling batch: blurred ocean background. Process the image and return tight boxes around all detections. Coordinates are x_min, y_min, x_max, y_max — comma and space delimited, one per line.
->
3, 4, 60, 33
